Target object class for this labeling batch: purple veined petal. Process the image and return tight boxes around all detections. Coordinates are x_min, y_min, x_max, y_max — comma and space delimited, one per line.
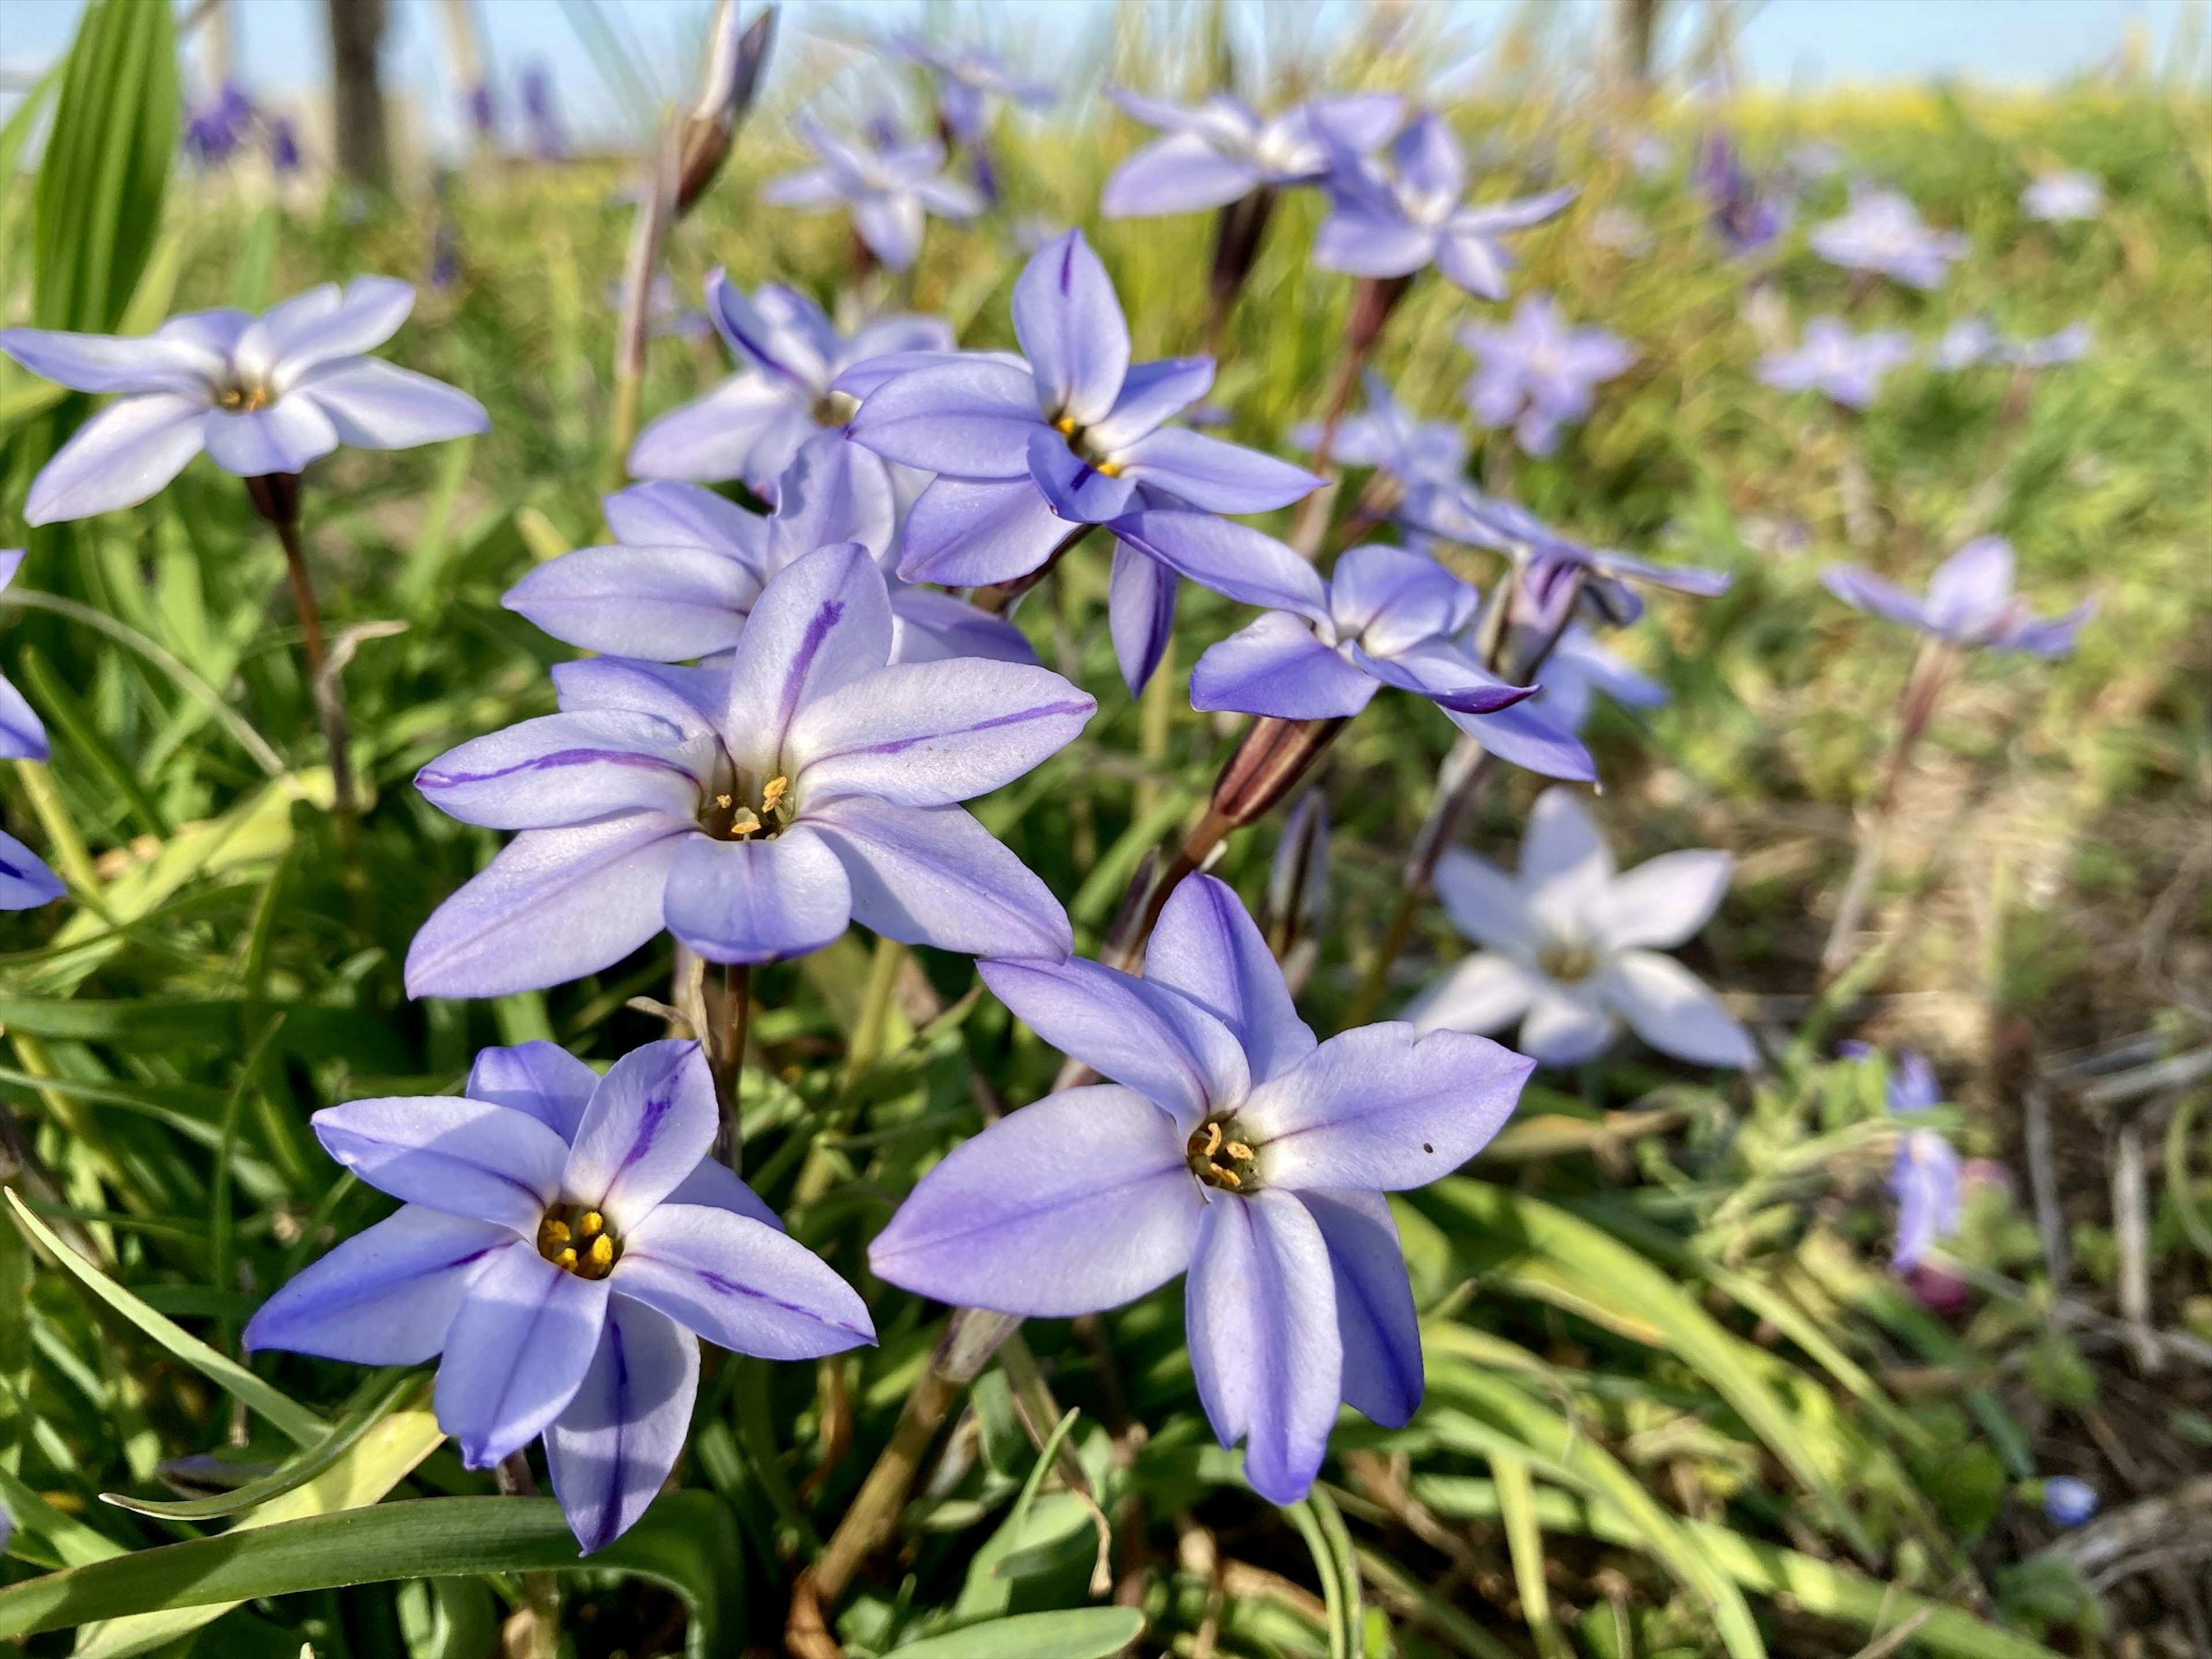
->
1391, 113, 1465, 215
437, 1244, 612, 1468
1588, 545, 1732, 599
1452, 185, 1578, 237
1403, 952, 1538, 1037
831, 347, 1023, 403
1185, 1189, 1339, 1505
762, 164, 844, 209
1109, 511, 1329, 620
1243, 1021, 1532, 1190
1101, 132, 1263, 219
416, 711, 710, 831
0, 324, 222, 396
767, 431, 898, 564
705, 272, 821, 391
467, 1041, 600, 1144
1190, 613, 1381, 722
1327, 544, 1479, 656
242, 1207, 513, 1364
605, 480, 768, 563
869, 1083, 1203, 1315
1923, 535, 2016, 635
889, 586, 1038, 667
504, 544, 759, 661
1302, 1190, 1422, 1427
852, 193, 927, 271
895, 475, 1070, 587
613, 1202, 874, 1358
628, 374, 812, 490
663, 825, 852, 966
287, 358, 490, 450
1026, 427, 1138, 522
1312, 203, 1435, 279
787, 658, 1092, 808
722, 543, 896, 779
550, 659, 726, 740
1147, 873, 1316, 1084
255, 276, 415, 384
1353, 641, 1534, 716
1433, 850, 1541, 955
979, 956, 1248, 1131
1590, 850, 1733, 952
0, 830, 63, 910
662, 1157, 783, 1230
544, 1296, 698, 1554
1434, 230, 1512, 300
1821, 565, 1933, 632
1518, 985, 1615, 1066
0, 659, 51, 762
312, 1094, 571, 1232
1603, 950, 1755, 1069
1089, 357, 1217, 453
562, 1040, 718, 1230
24, 393, 209, 525
1011, 230, 1130, 427
805, 795, 1072, 960
845, 358, 1040, 478
201, 395, 340, 478
1113, 427, 1323, 514
1446, 697, 1597, 783
1108, 538, 1177, 695
404, 813, 694, 999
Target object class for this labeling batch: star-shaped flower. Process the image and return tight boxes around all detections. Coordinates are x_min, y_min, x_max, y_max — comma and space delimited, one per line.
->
1823, 536, 2090, 658
895, 36, 1054, 146
1456, 294, 1635, 457
2022, 170, 2102, 224
1101, 89, 1403, 217
1757, 316, 1914, 410
763, 116, 983, 271
1290, 370, 1467, 491
1808, 185, 1966, 290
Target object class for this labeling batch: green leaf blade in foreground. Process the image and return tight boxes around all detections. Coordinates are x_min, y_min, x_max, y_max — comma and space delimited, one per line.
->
892, 1607, 1147, 1658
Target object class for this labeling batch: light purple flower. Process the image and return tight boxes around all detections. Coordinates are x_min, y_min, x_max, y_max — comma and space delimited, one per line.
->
408, 546, 1090, 995
0, 279, 488, 525
841, 230, 1322, 691
2042, 1477, 2098, 1527
896, 37, 1053, 147
1457, 295, 1635, 457
1932, 316, 2091, 372
1842, 1041, 1941, 1114
1694, 131, 1793, 257
1808, 185, 1966, 290
1313, 113, 1574, 299
267, 115, 302, 175
244, 1039, 872, 1551
764, 117, 983, 271
509, 430, 1031, 668
1408, 788, 1753, 1070
1101, 90, 1403, 218
870, 874, 1533, 1503
1188, 539, 1592, 782
1757, 315, 1913, 410
2022, 171, 2101, 224
184, 83, 256, 168
1889, 1122, 1961, 1272
0, 552, 63, 911
2011, 322, 2092, 369
1823, 536, 2090, 658
1535, 624, 1668, 734
1290, 371, 1466, 490
630, 271, 953, 497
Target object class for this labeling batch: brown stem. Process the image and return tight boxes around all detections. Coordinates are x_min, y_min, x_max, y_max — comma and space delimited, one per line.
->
1292, 274, 1413, 556
709, 960, 750, 1166
247, 475, 356, 817
968, 522, 1096, 616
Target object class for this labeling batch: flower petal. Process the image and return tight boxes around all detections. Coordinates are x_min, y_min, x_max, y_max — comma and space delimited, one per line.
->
722, 543, 895, 778
503, 544, 757, 661
663, 825, 852, 966
1434, 230, 1512, 300
662, 1158, 784, 1230
312, 1094, 571, 1231
896, 476, 1071, 587
845, 357, 1040, 478
1025, 427, 1138, 522
1328, 543, 1479, 653
1190, 613, 1380, 721
416, 712, 709, 830
1924, 536, 2016, 634
853, 193, 927, 271
467, 1041, 600, 1144
25, 394, 208, 525
1101, 132, 1262, 218
1312, 206, 1434, 278
767, 430, 898, 563
1109, 512, 1328, 619
1302, 1190, 1422, 1427
1186, 1190, 1339, 1505
0, 831, 65, 910
870, 1084, 1202, 1315
1108, 537, 1177, 695
979, 956, 1247, 1131
1089, 357, 1216, 452
550, 660, 725, 740
628, 373, 811, 491
1590, 851, 1733, 951
404, 815, 692, 999
1242, 1022, 1532, 1191
290, 358, 488, 450
1602, 950, 1755, 1069
438, 1244, 611, 1468
545, 1297, 698, 1554
1146, 873, 1316, 1084
1518, 786, 1615, 905
789, 659, 1092, 807
1403, 952, 1537, 1037
614, 1202, 874, 1358
1432, 850, 1541, 954
0, 325, 221, 396
562, 1040, 718, 1230
257, 275, 416, 382
1447, 697, 1596, 782
806, 796, 1071, 960
241, 1208, 512, 1364
1517, 986, 1615, 1066
1820, 566, 1933, 632
889, 586, 1039, 666
201, 395, 339, 477
1353, 641, 1535, 715
1115, 427, 1323, 513
1012, 230, 1129, 426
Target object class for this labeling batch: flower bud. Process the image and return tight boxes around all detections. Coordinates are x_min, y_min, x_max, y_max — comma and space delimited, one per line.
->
676, 3, 777, 218
1212, 717, 1349, 830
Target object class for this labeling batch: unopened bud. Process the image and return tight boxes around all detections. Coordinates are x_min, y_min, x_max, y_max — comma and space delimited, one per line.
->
1211, 716, 1349, 830
676, 3, 777, 218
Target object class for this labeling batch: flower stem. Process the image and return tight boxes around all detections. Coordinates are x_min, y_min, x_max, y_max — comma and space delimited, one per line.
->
709, 960, 751, 1167
1291, 274, 1413, 556
245, 475, 357, 819
610, 123, 680, 487
844, 934, 905, 1088
491, 1452, 561, 1657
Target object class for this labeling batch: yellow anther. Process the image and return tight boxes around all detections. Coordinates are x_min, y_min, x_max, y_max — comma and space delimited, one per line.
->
585, 1234, 615, 1269
576, 1211, 604, 1238
1215, 1168, 1242, 1188
1054, 415, 1079, 437
1096, 459, 1123, 477
1225, 1141, 1254, 1161
760, 775, 790, 814
729, 808, 762, 836
1199, 1122, 1222, 1157
714, 793, 733, 810
554, 1246, 578, 1271
540, 1219, 571, 1246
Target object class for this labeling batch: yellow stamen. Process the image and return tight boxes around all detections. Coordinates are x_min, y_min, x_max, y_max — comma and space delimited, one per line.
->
540, 1219, 571, 1246
1053, 415, 1079, 437
714, 793, 733, 810
585, 1234, 615, 1273
1096, 459, 1123, 477
554, 1246, 578, 1271
1215, 1168, 1241, 1188
576, 1211, 604, 1238
760, 775, 790, 815
729, 807, 762, 836
1225, 1141, 1254, 1161
1199, 1122, 1222, 1157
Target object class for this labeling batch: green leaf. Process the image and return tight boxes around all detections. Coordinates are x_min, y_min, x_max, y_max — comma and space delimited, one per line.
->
0, 1493, 745, 1658
891, 1608, 1146, 1659
1285, 1490, 1361, 1659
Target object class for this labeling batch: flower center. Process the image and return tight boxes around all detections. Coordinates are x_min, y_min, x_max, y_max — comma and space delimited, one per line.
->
1052, 414, 1123, 476
702, 772, 793, 841
537, 1205, 620, 1279
813, 389, 859, 426
216, 381, 272, 414
1539, 940, 1597, 983
1186, 1116, 1260, 1192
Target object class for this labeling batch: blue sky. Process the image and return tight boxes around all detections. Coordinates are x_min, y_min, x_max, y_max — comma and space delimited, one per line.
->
0, 0, 2187, 153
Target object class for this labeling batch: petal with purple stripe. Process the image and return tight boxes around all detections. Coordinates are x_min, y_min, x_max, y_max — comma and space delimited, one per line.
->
467, 1041, 600, 1144
438, 1244, 612, 1467
613, 1202, 874, 1359
416, 711, 711, 830
722, 543, 895, 779
662, 825, 853, 966
545, 1297, 699, 1553
806, 796, 1072, 961
311, 1095, 571, 1232
242, 1207, 512, 1364
560, 1040, 718, 1230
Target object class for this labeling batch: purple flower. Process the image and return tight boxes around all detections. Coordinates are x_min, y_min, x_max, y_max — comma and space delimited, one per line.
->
0, 552, 63, 911
521, 63, 567, 161
464, 82, 497, 138
1823, 536, 2090, 658
1757, 316, 1914, 410
629, 272, 953, 497
869, 874, 1533, 1503
1889, 1124, 1961, 1272
1188, 539, 1593, 781
2042, 1477, 2099, 1527
1809, 185, 1967, 290
841, 230, 1322, 690
407, 544, 1090, 997
763, 117, 983, 271
1694, 131, 1793, 257
1101, 90, 1403, 217
1842, 1041, 1942, 1114
1408, 789, 1752, 1069
2022, 171, 2101, 224
1456, 295, 1635, 457
896, 36, 1054, 147
1313, 113, 1574, 298
183, 82, 256, 167
2012, 322, 2092, 369
244, 1039, 872, 1551
1933, 317, 2090, 372
509, 430, 1032, 668
266, 115, 301, 176
0, 279, 488, 525
1290, 371, 1466, 490
1535, 623, 1668, 733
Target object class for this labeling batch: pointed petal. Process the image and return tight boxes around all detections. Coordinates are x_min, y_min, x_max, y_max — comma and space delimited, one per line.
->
627, 374, 811, 490
1327, 543, 1479, 653
1432, 850, 1541, 954
1089, 357, 1215, 452
1109, 512, 1328, 619
291, 359, 488, 450
789, 660, 1093, 807
0, 831, 65, 910
503, 544, 756, 661
562, 1041, 718, 1230
1402, 952, 1536, 1037
663, 825, 851, 965
1108, 537, 1177, 694
1435, 230, 1512, 300
258, 275, 415, 381
1147, 873, 1315, 1082
467, 1041, 600, 1144
1518, 986, 1615, 1066
1925, 536, 2015, 633
1821, 565, 1933, 631
1592, 851, 1733, 951
767, 430, 897, 563
1353, 641, 1536, 715
662, 1158, 784, 1230
889, 586, 1039, 666
1012, 230, 1129, 426
722, 543, 895, 778
808, 796, 1070, 960
0, 325, 220, 395
845, 358, 1040, 477
201, 396, 339, 477
869, 1084, 1202, 1315
1449, 696, 1596, 782
311, 1094, 571, 1231
896, 475, 1070, 586
853, 193, 927, 271
1242, 1022, 1532, 1190
1101, 133, 1262, 218
1303, 1190, 1422, 1427
1312, 206, 1433, 278
615, 1202, 873, 1358
1190, 613, 1380, 721
242, 1208, 512, 1364
415, 711, 709, 830
25, 395, 207, 525
1518, 786, 1615, 903
1026, 427, 1137, 521
438, 1245, 611, 1467
550, 659, 726, 738
1116, 427, 1323, 513
545, 1298, 698, 1553
1603, 950, 1755, 1069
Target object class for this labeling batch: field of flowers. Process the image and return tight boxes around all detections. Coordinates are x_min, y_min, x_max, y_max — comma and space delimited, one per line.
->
0, 3, 2207, 1657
